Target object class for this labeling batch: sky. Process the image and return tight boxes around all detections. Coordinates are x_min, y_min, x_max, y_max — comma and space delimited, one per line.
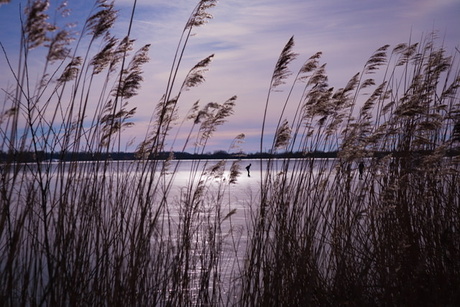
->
1, 0, 459, 153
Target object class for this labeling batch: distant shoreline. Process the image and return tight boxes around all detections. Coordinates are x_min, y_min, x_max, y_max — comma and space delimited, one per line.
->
1, 149, 458, 163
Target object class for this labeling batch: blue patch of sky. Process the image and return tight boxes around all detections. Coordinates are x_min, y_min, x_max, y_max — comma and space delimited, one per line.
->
133, 4, 177, 21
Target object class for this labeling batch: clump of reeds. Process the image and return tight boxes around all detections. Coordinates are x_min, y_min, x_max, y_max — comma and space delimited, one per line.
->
240, 33, 460, 306
1, 0, 242, 306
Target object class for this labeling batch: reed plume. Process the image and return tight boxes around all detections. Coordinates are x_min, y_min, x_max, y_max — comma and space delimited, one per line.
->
261, 36, 298, 153
185, 0, 217, 29
86, 0, 117, 40
24, 0, 56, 50
274, 119, 291, 150
181, 54, 214, 91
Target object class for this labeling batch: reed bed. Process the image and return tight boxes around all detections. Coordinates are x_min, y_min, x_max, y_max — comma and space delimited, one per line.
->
1, 1, 459, 306
241, 34, 460, 306
1, 1, 240, 306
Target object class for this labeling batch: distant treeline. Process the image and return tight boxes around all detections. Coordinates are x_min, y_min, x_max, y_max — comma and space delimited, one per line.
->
1, 149, 459, 163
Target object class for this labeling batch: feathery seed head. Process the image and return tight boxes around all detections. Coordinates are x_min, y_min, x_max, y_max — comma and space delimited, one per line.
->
112, 44, 150, 99
109, 36, 135, 73
186, 100, 201, 121
186, 0, 217, 30
86, 0, 118, 39
272, 36, 298, 90
274, 119, 291, 149
91, 34, 118, 74
24, 0, 56, 49
182, 54, 214, 91
298, 51, 322, 79
197, 96, 237, 143
46, 29, 74, 62
229, 161, 241, 184
364, 45, 389, 74
229, 133, 245, 153
58, 56, 82, 83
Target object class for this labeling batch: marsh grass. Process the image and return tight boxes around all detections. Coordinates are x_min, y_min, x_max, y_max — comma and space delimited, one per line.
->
241, 34, 460, 306
1, 1, 460, 306
1, 1, 241, 306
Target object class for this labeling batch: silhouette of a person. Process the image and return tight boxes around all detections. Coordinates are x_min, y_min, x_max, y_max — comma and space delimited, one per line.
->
358, 161, 365, 180
246, 163, 251, 177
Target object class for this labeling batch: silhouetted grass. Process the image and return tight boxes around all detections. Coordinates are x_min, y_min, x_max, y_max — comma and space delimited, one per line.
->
240, 34, 460, 306
1, 1, 459, 306
0, 1, 240, 306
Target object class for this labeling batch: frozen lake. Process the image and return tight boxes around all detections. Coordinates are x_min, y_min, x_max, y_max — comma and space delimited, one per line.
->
4, 156, 439, 305
2, 157, 369, 302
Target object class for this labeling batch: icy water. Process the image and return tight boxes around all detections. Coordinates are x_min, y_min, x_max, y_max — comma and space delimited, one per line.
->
3, 156, 457, 305
6, 157, 359, 247
4, 157, 366, 303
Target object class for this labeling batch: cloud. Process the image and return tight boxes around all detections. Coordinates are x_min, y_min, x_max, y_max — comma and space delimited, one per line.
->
1, 0, 458, 153
128, 0, 458, 151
